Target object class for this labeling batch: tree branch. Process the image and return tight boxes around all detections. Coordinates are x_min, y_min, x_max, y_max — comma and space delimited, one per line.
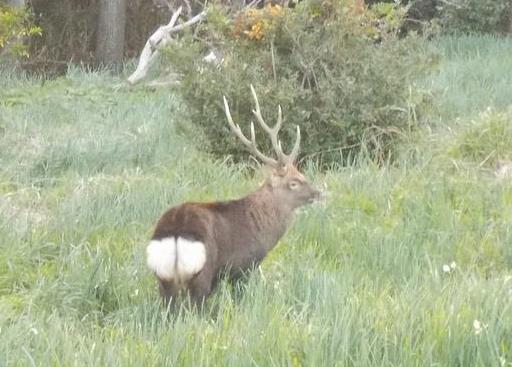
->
127, 7, 206, 85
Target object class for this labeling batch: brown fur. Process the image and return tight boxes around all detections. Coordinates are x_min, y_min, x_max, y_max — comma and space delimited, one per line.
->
151, 164, 320, 305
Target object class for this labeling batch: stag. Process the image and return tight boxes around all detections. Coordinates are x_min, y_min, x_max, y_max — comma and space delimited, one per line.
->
146, 86, 321, 306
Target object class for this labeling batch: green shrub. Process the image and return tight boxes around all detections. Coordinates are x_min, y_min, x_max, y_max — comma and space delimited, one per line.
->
0, 3, 41, 60
164, 0, 434, 166
438, 0, 512, 35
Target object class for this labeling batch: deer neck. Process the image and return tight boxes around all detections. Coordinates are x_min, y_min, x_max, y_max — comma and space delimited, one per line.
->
242, 184, 295, 250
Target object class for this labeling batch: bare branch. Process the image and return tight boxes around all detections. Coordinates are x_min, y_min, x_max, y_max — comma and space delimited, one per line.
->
166, 10, 206, 33
127, 8, 206, 85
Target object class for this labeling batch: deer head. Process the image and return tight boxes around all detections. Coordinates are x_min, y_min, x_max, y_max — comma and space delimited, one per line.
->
223, 85, 321, 209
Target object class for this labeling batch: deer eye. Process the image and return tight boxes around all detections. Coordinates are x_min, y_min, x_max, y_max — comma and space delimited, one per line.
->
289, 180, 301, 190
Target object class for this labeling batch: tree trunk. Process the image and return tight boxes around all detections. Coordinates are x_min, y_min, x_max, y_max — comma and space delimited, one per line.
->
96, 0, 127, 65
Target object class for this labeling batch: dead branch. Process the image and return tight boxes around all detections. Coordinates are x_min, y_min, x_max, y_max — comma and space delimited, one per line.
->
127, 7, 206, 85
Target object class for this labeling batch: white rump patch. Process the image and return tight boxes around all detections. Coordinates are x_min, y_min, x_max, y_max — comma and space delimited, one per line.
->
146, 238, 176, 281
146, 237, 206, 283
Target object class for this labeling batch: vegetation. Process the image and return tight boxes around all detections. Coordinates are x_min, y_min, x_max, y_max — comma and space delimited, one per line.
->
1, 34, 512, 366
438, 0, 512, 35
166, 0, 434, 166
426, 35, 512, 123
4, 0, 510, 74
0, 3, 42, 60
367, 0, 512, 35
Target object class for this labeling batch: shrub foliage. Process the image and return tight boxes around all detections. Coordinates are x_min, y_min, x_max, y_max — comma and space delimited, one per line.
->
165, 0, 433, 166
438, 0, 512, 35
0, 3, 41, 60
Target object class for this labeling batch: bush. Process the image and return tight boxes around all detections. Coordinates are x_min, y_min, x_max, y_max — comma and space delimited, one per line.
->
165, 0, 434, 166
367, 0, 440, 33
0, 3, 41, 61
438, 0, 512, 35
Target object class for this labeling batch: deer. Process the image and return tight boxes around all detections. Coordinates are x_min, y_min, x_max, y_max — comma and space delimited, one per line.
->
146, 85, 321, 306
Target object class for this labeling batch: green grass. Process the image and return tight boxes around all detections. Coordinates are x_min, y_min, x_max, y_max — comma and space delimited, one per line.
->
427, 34, 512, 123
1, 35, 512, 366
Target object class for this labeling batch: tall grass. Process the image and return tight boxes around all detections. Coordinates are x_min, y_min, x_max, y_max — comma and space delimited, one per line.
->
1, 36, 511, 366
427, 34, 512, 123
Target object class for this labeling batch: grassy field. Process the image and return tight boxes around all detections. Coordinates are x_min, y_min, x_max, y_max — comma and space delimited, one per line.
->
1, 35, 512, 366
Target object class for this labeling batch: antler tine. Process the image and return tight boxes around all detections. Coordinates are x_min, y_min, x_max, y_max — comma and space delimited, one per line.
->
223, 96, 278, 167
250, 85, 301, 164
274, 125, 300, 164
249, 85, 288, 162
282, 125, 301, 164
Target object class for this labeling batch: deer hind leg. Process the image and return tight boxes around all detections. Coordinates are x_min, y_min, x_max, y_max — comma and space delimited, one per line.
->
158, 278, 180, 308
188, 265, 217, 307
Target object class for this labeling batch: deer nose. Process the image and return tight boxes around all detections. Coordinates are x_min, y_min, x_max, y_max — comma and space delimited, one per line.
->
309, 188, 323, 203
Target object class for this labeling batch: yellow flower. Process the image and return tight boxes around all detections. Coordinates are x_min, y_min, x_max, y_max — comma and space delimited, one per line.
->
233, 3, 285, 41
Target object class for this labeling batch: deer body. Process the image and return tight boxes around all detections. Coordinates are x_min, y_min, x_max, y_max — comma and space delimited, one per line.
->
147, 86, 320, 305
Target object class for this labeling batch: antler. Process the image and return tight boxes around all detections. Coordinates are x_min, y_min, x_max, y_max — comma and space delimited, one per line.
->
223, 85, 301, 166
223, 96, 279, 167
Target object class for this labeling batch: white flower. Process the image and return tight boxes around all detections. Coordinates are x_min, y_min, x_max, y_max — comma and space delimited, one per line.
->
30, 327, 38, 335
203, 51, 218, 63
473, 319, 486, 335
443, 261, 457, 274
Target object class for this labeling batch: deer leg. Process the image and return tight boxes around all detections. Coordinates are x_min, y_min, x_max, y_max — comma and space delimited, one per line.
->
188, 267, 215, 307
158, 278, 179, 308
